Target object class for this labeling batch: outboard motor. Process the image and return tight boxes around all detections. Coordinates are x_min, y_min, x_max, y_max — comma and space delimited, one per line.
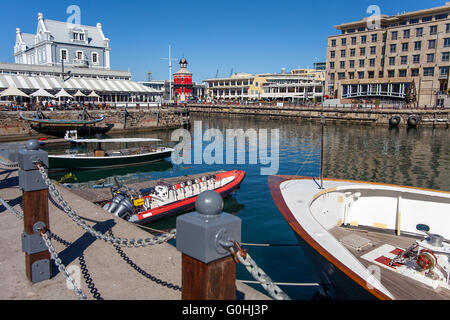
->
104, 193, 135, 220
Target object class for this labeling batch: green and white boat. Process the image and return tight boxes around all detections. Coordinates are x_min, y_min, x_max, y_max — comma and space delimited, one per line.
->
48, 138, 174, 171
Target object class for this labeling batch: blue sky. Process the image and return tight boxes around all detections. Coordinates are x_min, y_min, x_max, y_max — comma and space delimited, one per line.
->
0, 0, 446, 82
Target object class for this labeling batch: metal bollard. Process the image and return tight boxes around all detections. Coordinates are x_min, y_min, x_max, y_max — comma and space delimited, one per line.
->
18, 139, 51, 283
176, 190, 241, 300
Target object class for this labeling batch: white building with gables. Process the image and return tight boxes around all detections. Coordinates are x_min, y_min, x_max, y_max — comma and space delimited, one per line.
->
14, 12, 111, 69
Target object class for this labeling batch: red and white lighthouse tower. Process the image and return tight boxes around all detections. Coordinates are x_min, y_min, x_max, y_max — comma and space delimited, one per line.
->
173, 58, 193, 103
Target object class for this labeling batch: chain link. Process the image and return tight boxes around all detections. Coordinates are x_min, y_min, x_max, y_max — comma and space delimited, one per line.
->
0, 197, 24, 219
36, 163, 177, 248
228, 243, 291, 301
40, 231, 87, 300
0, 158, 19, 168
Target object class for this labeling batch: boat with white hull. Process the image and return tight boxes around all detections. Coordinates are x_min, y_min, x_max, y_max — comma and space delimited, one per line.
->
269, 176, 450, 300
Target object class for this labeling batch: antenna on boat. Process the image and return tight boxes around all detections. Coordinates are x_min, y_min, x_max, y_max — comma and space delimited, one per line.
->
319, 114, 325, 190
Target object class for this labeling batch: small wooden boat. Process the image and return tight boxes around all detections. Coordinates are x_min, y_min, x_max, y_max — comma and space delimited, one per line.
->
20, 113, 106, 125
49, 138, 173, 171
20, 111, 114, 137
104, 170, 246, 224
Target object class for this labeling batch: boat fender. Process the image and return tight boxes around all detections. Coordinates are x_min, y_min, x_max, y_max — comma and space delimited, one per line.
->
187, 180, 192, 186
389, 116, 401, 127
408, 115, 420, 127
202, 176, 207, 182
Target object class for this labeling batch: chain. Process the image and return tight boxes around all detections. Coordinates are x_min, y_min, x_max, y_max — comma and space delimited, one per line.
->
227, 241, 291, 301
40, 230, 87, 300
47, 231, 104, 300
36, 162, 177, 248
0, 197, 24, 219
0, 158, 19, 168
108, 230, 181, 292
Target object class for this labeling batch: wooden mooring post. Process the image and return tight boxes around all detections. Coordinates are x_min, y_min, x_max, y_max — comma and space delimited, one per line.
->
18, 140, 51, 283
176, 190, 241, 300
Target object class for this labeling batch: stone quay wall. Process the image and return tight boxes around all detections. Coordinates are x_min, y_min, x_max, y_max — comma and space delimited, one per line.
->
0, 108, 190, 141
187, 104, 450, 127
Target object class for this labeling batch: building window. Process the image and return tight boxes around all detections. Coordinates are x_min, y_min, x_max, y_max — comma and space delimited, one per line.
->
389, 57, 395, 66
330, 51, 335, 58
391, 31, 398, 40
370, 46, 376, 55
338, 72, 346, 80
411, 69, 419, 77
369, 58, 375, 67
402, 43, 409, 52
430, 25, 438, 35
390, 44, 396, 53
447, 24, 450, 33
403, 29, 410, 38
349, 60, 355, 68
422, 16, 432, 23
427, 53, 435, 63
436, 13, 448, 20
60, 49, 67, 61
92, 52, 98, 64
331, 39, 336, 47
358, 71, 365, 79
442, 52, 450, 62
76, 51, 83, 60
330, 62, 335, 69
360, 47, 366, 56
400, 56, 408, 65
413, 54, 420, 64
351, 37, 356, 45
399, 69, 407, 77
361, 35, 367, 44
427, 40, 436, 52
372, 34, 378, 42
414, 41, 422, 50
350, 48, 355, 57
388, 70, 395, 78
340, 61, 345, 69
79, 33, 85, 41
410, 18, 419, 24
423, 67, 434, 77
341, 38, 347, 46
416, 28, 423, 37
444, 38, 450, 47
341, 50, 346, 58
349, 72, 355, 79
379, 71, 384, 78
359, 59, 365, 67
440, 66, 449, 77
368, 71, 374, 79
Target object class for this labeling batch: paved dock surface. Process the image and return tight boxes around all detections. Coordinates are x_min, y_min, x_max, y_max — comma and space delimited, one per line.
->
0, 164, 269, 300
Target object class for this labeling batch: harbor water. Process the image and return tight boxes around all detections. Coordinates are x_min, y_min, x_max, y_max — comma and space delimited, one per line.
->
47, 114, 450, 300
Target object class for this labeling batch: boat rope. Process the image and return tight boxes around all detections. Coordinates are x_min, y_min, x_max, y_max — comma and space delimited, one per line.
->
221, 240, 291, 300
36, 161, 177, 248
238, 280, 320, 287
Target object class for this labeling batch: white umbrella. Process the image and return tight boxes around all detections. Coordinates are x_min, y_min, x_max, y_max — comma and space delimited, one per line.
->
55, 88, 73, 99
0, 86, 29, 98
30, 88, 55, 98
88, 91, 100, 98
73, 90, 86, 97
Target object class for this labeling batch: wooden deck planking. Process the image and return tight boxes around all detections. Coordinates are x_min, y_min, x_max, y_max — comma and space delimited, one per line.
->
329, 226, 450, 300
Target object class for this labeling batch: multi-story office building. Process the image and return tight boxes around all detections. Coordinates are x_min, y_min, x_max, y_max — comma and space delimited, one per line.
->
204, 67, 325, 102
326, 2, 450, 107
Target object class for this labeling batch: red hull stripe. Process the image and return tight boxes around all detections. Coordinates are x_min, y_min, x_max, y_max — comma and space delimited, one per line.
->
135, 170, 245, 221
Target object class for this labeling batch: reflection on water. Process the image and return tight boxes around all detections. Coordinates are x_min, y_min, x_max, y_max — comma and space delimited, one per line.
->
43, 113, 449, 300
